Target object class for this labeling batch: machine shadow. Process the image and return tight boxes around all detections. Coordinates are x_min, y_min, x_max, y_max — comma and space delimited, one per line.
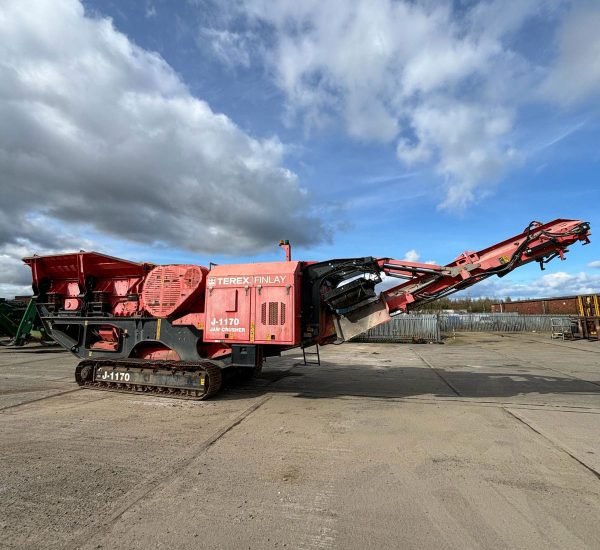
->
220, 360, 600, 401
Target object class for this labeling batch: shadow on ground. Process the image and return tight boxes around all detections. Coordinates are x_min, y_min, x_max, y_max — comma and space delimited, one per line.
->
222, 359, 600, 401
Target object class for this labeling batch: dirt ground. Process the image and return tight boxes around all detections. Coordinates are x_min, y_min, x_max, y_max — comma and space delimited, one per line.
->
1, 333, 599, 549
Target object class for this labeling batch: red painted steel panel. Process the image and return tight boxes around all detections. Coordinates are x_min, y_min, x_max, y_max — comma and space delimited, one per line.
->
22, 251, 152, 317
205, 287, 252, 342
203, 261, 301, 345
254, 285, 294, 343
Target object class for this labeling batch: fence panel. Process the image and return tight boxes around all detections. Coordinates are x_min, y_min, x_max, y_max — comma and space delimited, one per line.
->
438, 314, 570, 333
353, 313, 572, 343
353, 314, 441, 343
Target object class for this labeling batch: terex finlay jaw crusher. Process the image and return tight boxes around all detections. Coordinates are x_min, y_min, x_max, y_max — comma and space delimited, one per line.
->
23, 219, 591, 400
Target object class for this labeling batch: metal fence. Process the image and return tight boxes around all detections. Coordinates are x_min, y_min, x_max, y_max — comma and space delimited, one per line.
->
439, 313, 569, 333
353, 314, 441, 343
353, 313, 571, 343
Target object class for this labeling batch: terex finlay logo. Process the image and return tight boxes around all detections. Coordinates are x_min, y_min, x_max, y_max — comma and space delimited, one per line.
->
207, 275, 287, 287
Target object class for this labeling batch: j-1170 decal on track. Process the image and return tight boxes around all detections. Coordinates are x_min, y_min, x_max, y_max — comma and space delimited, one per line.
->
97, 370, 131, 382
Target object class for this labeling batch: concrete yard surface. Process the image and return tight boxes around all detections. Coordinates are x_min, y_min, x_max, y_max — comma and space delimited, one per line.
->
1, 333, 599, 549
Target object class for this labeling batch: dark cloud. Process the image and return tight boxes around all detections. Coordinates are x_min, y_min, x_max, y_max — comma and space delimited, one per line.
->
0, 0, 329, 275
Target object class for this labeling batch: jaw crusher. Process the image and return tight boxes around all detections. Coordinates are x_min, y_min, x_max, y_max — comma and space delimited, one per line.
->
23, 219, 591, 400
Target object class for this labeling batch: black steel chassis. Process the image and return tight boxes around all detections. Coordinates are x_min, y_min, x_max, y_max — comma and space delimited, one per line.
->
36, 305, 273, 369
38, 312, 205, 361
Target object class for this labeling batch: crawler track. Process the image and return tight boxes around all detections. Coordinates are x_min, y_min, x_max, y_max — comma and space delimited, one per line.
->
75, 358, 223, 400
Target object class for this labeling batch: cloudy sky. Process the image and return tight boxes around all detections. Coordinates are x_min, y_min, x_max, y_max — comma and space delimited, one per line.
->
1, 0, 599, 299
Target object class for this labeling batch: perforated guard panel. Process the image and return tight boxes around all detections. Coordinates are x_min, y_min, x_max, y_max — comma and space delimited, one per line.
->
142, 265, 207, 317
261, 302, 287, 326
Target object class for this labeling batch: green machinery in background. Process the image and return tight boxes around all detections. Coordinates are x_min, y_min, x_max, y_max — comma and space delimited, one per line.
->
0, 298, 48, 346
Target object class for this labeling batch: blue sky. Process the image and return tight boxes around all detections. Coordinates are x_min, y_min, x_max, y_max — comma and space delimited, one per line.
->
1, 0, 599, 299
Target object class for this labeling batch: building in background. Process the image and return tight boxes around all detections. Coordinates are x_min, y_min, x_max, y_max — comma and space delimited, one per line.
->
491, 296, 579, 314
491, 294, 600, 315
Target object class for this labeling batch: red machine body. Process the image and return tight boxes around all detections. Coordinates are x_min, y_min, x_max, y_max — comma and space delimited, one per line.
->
25, 251, 152, 317
203, 261, 302, 346
23, 219, 591, 400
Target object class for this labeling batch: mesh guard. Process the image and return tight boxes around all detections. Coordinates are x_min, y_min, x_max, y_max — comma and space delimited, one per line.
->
142, 265, 207, 317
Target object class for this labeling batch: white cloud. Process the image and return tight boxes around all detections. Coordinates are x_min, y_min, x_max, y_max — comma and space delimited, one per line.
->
145, 3, 157, 19
193, 0, 599, 211
0, 283, 31, 299
407, 103, 518, 210
588, 261, 600, 269
232, 0, 551, 209
392, 249, 443, 269
0, 227, 99, 298
0, 250, 33, 297
396, 139, 431, 166
462, 271, 600, 299
0, 244, 43, 298
542, 3, 600, 105
403, 249, 420, 263
198, 28, 256, 68
467, 0, 560, 40
0, 0, 328, 273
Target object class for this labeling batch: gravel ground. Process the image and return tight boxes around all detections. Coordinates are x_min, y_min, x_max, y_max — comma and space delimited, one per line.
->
1, 333, 599, 549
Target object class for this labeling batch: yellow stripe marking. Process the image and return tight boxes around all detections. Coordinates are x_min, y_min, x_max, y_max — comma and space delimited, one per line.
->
156, 318, 162, 340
